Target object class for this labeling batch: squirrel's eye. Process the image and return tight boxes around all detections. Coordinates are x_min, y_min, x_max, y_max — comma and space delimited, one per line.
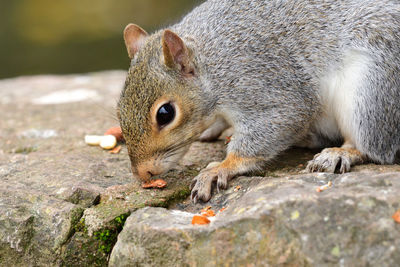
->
156, 103, 175, 128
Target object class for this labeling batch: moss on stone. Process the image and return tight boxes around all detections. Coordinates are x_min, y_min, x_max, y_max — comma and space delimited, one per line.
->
94, 229, 118, 254
74, 218, 87, 233
13, 146, 37, 154
61, 232, 108, 267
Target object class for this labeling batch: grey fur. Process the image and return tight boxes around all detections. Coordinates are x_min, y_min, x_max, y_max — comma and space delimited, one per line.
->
170, 0, 400, 163
119, 0, 400, 199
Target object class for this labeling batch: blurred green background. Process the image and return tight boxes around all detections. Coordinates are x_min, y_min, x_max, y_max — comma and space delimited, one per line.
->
0, 0, 200, 79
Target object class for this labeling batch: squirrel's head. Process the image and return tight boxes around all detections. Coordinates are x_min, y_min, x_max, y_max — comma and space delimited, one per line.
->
118, 24, 215, 181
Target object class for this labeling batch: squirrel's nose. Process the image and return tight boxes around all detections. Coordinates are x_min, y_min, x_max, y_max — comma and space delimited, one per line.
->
135, 161, 162, 181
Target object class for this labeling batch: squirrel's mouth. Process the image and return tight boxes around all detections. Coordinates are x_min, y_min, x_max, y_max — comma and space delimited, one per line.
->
132, 144, 190, 181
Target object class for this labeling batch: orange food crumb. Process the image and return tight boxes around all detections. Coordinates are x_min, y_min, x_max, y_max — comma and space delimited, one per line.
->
316, 181, 332, 192
200, 206, 212, 213
219, 207, 226, 212
202, 210, 215, 217
109, 145, 122, 154
192, 215, 210, 225
104, 126, 124, 142
234, 185, 241, 192
141, 179, 167, 189
393, 210, 400, 224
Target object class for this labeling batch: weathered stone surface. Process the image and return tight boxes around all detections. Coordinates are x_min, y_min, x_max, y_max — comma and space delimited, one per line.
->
2, 72, 400, 266
0, 72, 219, 266
0, 71, 132, 265
110, 170, 400, 266
0, 187, 83, 266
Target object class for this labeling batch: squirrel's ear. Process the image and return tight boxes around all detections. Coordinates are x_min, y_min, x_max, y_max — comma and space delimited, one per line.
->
123, 24, 148, 59
162, 30, 194, 75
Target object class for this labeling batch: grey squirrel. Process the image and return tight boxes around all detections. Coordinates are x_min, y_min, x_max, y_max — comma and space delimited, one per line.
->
118, 0, 400, 202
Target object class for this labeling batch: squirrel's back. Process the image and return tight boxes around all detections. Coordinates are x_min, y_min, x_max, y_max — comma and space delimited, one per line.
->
174, 0, 400, 85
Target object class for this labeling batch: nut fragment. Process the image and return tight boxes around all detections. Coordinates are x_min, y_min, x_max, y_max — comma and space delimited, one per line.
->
202, 210, 215, 217
316, 181, 332, 192
393, 210, 400, 224
191, 215, 210, 225
109, 145, 122, 154
200, 206, 212, 213
104, 126, 124, 142
100, 135, 117, 149
84, 135, 103, 146
141, 179, 167, 189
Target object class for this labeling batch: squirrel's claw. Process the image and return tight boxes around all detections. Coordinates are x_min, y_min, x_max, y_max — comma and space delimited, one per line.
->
190, 166, 221, 203
191, 190, 199, 203
306, 147, 363, 173
216, 172, 228, 191
190, 178, 197, 190
190, 178, 199, 203
190, 163, 232, 203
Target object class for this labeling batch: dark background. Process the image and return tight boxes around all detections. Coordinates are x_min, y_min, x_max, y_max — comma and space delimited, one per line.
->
0, 0, 200, 79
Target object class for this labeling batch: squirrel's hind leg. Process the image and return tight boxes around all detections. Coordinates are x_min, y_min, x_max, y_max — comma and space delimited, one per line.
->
306, 141, 366, 173
350, 55, 400, 164
199, 116, 230, 142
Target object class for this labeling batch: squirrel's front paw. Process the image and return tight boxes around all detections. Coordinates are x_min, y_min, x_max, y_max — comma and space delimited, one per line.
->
190, 162, 230, 203
306, 147, 364, 173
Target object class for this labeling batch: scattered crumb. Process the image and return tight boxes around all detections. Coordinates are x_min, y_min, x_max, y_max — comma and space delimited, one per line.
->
316, 181, 332, 192
85, 134, 117, 149
109, 145, 122, 154
234, 185, 241, 192
192, 215, 210, 225
393, 210, 400, 224
141, 179, 167, 189
85, 126, 123, 150
202, 210, 215, 217
84, 135, 103, 146
100, 135, 117, 149
104, 126, 124, 142
199, 206, 215, 217
219, 207, 226, 212
200, 206, 212, 213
